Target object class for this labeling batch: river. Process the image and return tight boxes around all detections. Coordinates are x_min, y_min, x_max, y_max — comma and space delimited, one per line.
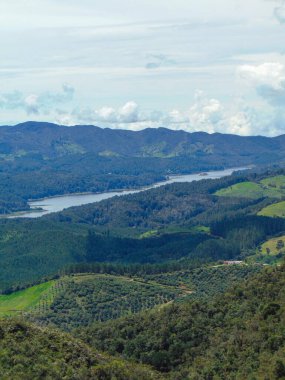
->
9, 167, 248, 219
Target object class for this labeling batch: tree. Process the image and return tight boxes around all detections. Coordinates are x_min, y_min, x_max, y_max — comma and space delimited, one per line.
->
276, 240, 284, 251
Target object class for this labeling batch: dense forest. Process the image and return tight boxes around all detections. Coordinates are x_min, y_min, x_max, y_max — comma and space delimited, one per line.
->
50, 168, 285, 230
78, 263, 285, 379
0, 148, 284, 378
0, 168, 284, 292
0, 318, 161, 379
0, 262, 283, 379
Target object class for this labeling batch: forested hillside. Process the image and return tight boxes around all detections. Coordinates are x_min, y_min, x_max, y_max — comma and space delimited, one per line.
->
1, 122, 285, 161
0, 262, 283, 379
9, 265, 256, 330
0, 169, 285, 291
50, 170, 285, 230
78, 263, 285, 379
0, 318, 161, 379
0, 161, 284, 379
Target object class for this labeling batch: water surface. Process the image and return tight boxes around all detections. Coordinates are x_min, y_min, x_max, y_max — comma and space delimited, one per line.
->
10, 167, 247, 218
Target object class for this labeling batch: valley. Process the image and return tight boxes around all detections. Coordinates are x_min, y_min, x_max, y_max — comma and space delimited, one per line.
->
2, 0, 285, 377
7, 167, 245, 218
0, 123, 284, 379
0, 121, 284, 216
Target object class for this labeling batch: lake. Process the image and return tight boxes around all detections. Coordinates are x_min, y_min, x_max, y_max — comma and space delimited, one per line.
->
10, 167, 247, 218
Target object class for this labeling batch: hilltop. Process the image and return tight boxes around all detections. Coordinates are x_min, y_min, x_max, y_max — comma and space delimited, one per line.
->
1, 121, 285, 161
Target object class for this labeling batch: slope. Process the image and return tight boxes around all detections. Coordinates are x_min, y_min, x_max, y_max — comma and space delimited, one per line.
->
79, 263, 285, 379
0, 318, 161, 380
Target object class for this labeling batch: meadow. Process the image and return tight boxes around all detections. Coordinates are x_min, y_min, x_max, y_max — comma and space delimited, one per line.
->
0, 280, 56, 316
260, 235, 285, 256
215, 175, 285, 199
258, 201, 285, 218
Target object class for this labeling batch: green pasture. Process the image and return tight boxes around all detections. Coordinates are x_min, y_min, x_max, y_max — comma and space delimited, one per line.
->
0, 280, 56, 316
257, 201, 285, 218
215, 175, 285, 199
260, 235, 285, 256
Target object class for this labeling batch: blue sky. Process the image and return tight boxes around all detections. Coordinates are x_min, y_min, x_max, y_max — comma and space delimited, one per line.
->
1, 0, 285, 135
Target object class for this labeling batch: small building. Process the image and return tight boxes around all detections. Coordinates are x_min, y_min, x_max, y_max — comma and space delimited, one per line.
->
223, 260, 244, 265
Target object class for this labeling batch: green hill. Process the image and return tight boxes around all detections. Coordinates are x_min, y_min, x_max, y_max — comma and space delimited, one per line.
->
253, 235, 285, 264
0, 265, 261, 329
32, 273, 182, 330
0, 170, 285, 292
258, 201, 285, 218
0, 280, 57, 316
215, 175, 285, 199
0, 318, 161, 380
79, 263, 285, 379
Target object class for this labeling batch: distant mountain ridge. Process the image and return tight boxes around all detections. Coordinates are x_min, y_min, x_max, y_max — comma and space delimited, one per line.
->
0, 121, 284, 163
0, 121, 284, 215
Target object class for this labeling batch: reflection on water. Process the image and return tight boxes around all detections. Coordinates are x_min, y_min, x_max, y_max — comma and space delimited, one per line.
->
9, 167, 247, 219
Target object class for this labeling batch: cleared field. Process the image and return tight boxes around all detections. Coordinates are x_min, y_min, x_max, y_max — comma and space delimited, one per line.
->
215, 182, 264, 198
260, 235, 285, 256
215, 175, 285, 199
260, 175, 285, 188
257, 201, 285, 218
0, 280, 56, 316
139, 225, 210, 239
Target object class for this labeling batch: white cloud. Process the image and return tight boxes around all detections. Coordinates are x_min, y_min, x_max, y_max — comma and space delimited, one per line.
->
90, 101, 140, 124
24, 94, 39, 114
55, 113, 76, 126
0, 0, 284, 135
238, 62, 285, 90
0, 84, 75, 115
56, 94, 260, 136
188, 93, 224, 133
119, 101, 139, 123
95, 107, 117, 123
2, 85, 283, 137
162, 92, 225, 134
227, 112, 253, 136
238, 62, 285, 106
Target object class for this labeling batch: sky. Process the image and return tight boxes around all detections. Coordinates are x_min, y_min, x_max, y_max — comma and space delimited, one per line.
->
1, 0, 285, 136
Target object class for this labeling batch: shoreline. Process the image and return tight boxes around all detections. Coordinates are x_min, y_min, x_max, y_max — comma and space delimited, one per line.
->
26, 166, 236, 203
5, 166, 250, 219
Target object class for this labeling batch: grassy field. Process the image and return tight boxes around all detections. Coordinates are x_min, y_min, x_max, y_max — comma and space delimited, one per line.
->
215, 182, 265, 198
260, 235, 285, 256
215, 175, 285, 199
0, 280, 56, 316
139, 225, 210, 239
260, 175, 285, 188
257, 201, 285, 218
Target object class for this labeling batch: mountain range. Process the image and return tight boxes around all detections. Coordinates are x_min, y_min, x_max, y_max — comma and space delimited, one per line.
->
0, 121, 285, 163
0, 121, 284, 215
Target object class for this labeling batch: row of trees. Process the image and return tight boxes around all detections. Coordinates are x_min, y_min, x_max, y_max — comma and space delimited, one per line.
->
78, 263, 285, 378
